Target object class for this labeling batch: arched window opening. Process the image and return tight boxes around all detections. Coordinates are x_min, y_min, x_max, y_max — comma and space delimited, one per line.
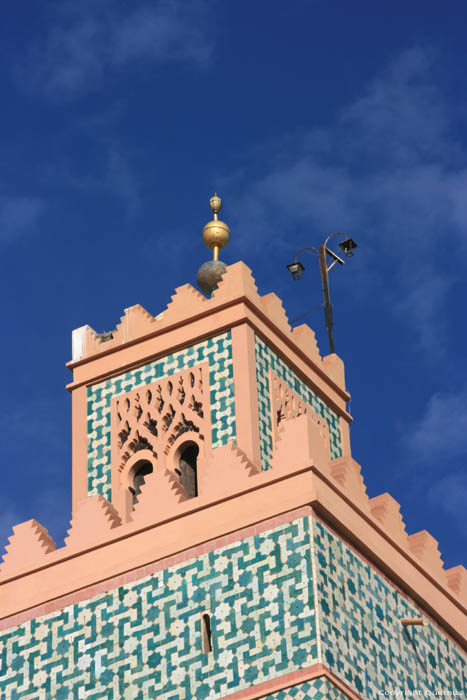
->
176, 443, 198, 498
201, 613, 213, 653
129, 460, 153, 507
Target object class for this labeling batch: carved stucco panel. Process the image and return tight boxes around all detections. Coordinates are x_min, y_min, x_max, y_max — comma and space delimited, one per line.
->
110, 363, 210, 505
269, 369, 329, 453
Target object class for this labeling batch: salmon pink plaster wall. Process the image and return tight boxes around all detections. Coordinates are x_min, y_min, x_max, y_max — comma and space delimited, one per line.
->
0, 511, 464, 700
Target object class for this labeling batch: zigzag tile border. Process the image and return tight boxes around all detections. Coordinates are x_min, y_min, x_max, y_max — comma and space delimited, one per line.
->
261, 678, 347, 700
87, 332, 235, 499
254, 336, 342, 469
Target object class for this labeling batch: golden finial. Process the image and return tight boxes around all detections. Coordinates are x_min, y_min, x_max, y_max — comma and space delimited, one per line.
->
209, 192, 222, 218
202, 192, 230, 261
197, 193, 230, 296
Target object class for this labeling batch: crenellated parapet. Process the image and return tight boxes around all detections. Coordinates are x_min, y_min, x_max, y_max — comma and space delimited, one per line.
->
1, 410, 466, 640
267, 414, 467, 614
445, 565, 467, 599
1, 520, 56, 577
65, 495, 121, 549
69, 263, 326, 379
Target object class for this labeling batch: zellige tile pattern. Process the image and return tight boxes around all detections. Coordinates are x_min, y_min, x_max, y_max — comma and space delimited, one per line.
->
254, 336, 342, 469
0, 517, 317, 700
261, 678, 347, 700
1, 516, 465, 699
312, 519, 467, 698
86, 332, 235, 500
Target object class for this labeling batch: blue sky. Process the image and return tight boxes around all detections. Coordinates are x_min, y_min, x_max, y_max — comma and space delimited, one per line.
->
1, 0, 466, 570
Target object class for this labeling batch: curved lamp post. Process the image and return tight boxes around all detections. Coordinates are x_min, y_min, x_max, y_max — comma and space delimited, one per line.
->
287, 232, 357, 354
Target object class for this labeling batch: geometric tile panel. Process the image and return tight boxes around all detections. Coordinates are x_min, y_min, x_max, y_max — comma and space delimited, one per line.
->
312, 519, 467, 698
87, 332, 234, 500
1, 515, 464, 700
261, 678, 347, 700
254, 336, 342, 469
0, 517, 317, 700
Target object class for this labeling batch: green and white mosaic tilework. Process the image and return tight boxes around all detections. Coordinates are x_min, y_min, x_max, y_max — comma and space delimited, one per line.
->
87, 332, 235, 500
313, 519, 467, 699
254, 336, 342, 469
0, 517, 317, 700
2, 514, 465, 700
261, 678, 347, 700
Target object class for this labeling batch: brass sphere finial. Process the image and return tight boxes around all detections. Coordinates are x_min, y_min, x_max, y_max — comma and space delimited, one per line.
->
202, 192, 230, 261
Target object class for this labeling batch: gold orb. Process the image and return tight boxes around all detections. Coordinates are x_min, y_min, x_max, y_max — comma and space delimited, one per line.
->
202, 219, 230, 251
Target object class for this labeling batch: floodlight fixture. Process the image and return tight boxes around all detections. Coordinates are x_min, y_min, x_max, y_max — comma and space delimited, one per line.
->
286, 261, 305, 281
287, 232, 358, 354
338, 237, 358, 258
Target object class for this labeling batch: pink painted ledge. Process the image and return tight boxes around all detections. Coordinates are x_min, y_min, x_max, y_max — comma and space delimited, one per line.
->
1, 465, 466, 646
1, 501, 465, 654
217, 664, 361, 700
67, 262, 351, 415
0, 506, 311, 631
69, 263, 325, 376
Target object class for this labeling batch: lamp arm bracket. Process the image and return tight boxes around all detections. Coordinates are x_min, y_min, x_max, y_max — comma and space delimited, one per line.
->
325, 246, 345, 268
324, 231, 347, 248
294, 246, 319, 261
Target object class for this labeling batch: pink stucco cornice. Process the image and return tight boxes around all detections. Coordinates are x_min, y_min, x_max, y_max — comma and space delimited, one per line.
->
66, 262, 351, 416
1, 413, 466, 648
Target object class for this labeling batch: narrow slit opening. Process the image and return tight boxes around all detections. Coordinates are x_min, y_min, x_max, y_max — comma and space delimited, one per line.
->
201, 613, 212, 653
176, 443, 199, 498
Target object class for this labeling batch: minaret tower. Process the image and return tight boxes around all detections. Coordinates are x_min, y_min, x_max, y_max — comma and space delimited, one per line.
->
0, 196, 465, 700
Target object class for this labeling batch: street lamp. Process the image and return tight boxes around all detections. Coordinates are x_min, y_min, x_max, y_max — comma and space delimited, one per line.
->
338, 237, 357, 257
287, 232, 357, 354
286, 261, 305, 280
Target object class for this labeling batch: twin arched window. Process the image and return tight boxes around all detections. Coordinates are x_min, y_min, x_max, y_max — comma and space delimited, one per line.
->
129, 443, 199, 508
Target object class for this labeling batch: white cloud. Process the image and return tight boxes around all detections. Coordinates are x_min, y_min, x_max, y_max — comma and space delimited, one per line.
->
341, 48, 451, 167
406, 387, 467, 462
228, 47, 467, 358
0, 196, 44, 245
428, 473, 467, 537
42, 146, 141, 218
112, 2, 210, 64
392, 271, 450, 358
6, 401, 68, 458
21, 0, 214, 96
106, 150, 141, 218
